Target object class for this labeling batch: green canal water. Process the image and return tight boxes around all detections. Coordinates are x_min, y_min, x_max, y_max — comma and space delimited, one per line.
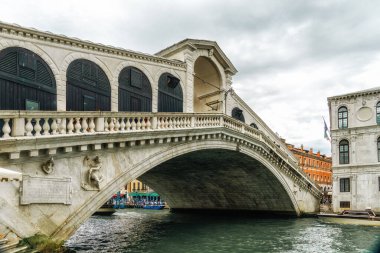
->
64, 209, 380, 253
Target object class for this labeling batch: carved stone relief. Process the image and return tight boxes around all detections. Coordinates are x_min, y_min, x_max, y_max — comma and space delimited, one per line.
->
81, 155, 104, 191
41, 157, 54, 174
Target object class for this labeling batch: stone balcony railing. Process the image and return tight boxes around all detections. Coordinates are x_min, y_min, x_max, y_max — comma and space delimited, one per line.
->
0, 111, 321, 197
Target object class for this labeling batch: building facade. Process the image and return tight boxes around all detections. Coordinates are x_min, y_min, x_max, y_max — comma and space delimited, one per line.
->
286, 143, 332, 192
328, 87, 380, 212
125, 179, 151, 193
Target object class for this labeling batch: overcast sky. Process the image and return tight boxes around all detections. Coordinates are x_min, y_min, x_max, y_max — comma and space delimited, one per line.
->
1, 0, 379, 155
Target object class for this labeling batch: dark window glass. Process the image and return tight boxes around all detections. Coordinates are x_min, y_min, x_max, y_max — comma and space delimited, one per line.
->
0, 47, 56, 111
83, 95, 96, 111
118, 67, 152, 112
378, 177, 380, 191
338, 106, 348, 129
340, 178, 350, 192
25, 99, 40, 110
339, 140, 349, 164
377, 102, 380, 125
66, 59, 110, 111
340, 201, 350, 208
378, 138, 380, 162
158, 73, 183, 112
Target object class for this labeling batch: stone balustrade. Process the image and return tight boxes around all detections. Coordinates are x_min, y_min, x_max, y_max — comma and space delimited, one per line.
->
0, 111, 248, 138
0, 111, 290, 167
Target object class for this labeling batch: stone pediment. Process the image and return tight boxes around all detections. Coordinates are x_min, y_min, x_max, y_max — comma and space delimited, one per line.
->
156, 39, 238, 75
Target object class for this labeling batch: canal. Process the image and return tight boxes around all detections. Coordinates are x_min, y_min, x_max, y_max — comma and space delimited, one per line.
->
65, 209, 380, 253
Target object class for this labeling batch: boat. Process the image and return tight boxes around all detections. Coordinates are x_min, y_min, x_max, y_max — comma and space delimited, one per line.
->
93, 203, 116, 215
143, 204, 165, 210
317, 209, 380, 226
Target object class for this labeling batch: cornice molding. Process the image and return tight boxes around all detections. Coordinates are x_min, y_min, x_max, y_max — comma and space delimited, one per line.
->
0, 21, 187, 69
328, 88, 380, 102
156, 38, 238, 75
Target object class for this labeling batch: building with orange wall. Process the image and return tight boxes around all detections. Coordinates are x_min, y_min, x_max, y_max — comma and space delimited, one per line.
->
285, 142, 332, 193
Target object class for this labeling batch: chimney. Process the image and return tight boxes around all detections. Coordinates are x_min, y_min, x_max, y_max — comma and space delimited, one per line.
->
317, 150, 320, 157
301, 144, 303, 151
310, 148, 313, 154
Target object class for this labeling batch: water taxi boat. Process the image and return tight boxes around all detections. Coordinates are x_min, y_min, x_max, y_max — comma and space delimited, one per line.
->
143, 204, 165, 210
317, 209, 380, 226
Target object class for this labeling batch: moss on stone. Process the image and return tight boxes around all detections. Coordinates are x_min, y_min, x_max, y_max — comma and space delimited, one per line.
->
22, 233, 65, 253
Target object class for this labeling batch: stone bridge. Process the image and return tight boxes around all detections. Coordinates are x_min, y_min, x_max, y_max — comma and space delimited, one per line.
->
0, 112, 321, 242
0, 21, 321, 245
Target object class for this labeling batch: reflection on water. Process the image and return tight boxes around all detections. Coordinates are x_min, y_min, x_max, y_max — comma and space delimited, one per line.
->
65, 209, 380, 253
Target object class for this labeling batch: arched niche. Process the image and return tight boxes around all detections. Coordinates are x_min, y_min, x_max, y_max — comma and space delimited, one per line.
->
193, 56, 222, 112
0, 47, 56, 110
66, 59, 111, 111
118, 66, 152, 112
158, 73, 183, 112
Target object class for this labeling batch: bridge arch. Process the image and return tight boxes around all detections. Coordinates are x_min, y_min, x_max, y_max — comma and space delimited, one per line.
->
158, 72, 184, 112
66, 59, 111, 111
118, 66, 152, 112
61, 53, 114, 111
193, 56, 223, 113
0, 41, 60, 81
52, 139, 300, 241
0, 46, 58, 110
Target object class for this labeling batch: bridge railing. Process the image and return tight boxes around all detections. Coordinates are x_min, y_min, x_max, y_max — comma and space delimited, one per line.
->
0, 110, 297, 169
0, 111, 291, 163
0, 111, 226, 138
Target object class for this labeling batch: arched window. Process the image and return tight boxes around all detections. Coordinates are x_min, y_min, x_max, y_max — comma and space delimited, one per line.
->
232, 107, 245, 122
339, 139, 349, 164
338, 106, 348, 129
377, 137, 380, 162
118, 67, 152, 112
158, 73, 183, 112
376, 102, 380, 125
66, 59, 110, 111
250, 122, 258, 129
0, 47, 56, 110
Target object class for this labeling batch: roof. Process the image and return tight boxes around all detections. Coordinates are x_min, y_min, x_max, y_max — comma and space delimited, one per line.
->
328, 86, 380, 101
156, 38, 238, 75
129, 192, 160, 197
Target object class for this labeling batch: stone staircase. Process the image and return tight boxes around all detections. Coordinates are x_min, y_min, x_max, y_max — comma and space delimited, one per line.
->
0, 238, 30, 253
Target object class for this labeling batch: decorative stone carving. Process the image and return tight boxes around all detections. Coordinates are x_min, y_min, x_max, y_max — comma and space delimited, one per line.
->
82, 155, 104, 190
356, 106, 373, 122
208, 49, 214, 57
41, 157, 54, 174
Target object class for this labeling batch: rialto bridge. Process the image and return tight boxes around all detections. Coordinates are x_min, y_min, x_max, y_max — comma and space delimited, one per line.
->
0, 21, 321, 245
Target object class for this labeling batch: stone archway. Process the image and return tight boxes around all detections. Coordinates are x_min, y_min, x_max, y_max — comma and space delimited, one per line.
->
193, 56, 223, 113
51, 139, 303, 241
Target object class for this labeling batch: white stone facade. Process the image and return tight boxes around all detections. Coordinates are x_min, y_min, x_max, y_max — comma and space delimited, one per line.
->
328, 87, 380, 212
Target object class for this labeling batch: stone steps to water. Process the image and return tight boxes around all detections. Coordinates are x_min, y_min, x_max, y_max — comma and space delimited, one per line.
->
0, 238, 8, 245
0, 240, 19, 252
0, 240, 32, 253
4, 245, 30, 253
